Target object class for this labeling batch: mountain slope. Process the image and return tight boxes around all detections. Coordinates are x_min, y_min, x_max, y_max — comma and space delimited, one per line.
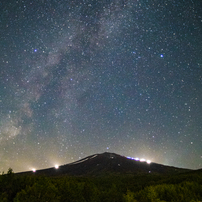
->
17, 152, 191, 176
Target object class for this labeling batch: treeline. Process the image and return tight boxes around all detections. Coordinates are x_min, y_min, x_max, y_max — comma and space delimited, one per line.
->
0, 168, 202, 201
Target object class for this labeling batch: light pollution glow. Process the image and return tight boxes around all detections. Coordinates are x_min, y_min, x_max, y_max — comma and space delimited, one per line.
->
127, 156, 151, 164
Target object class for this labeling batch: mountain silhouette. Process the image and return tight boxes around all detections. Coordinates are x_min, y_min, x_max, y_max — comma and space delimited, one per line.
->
17, 152, 191, 176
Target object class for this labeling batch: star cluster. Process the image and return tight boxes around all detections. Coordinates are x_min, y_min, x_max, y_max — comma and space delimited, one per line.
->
0, 0, 202, 172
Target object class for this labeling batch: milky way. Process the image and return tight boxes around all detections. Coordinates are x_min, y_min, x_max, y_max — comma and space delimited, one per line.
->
0, 0, 202, 172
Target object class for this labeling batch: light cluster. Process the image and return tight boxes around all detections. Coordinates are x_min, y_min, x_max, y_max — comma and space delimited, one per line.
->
31, 164, 59, 172
127, 157, 151, 164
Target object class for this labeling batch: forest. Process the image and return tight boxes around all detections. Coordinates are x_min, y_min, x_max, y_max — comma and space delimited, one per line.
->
0, 168, 202, 202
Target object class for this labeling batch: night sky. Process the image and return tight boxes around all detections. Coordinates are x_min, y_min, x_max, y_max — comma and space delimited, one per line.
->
0, 0, 202, 172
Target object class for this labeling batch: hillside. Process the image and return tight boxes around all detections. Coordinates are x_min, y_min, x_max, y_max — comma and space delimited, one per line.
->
2, 153, 202, 201
17, 152, 190, 176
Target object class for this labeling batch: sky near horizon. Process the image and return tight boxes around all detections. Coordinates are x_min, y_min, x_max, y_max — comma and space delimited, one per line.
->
0, 0, 202, 172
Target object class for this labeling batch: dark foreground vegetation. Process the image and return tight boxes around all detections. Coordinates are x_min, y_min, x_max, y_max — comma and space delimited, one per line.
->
0, 168, 202, 202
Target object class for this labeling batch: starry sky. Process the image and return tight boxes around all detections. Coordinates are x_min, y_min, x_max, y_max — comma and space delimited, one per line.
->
0, 0, 202, 172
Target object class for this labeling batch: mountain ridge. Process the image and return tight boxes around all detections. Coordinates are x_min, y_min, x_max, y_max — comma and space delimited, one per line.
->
17, 152, 192, 176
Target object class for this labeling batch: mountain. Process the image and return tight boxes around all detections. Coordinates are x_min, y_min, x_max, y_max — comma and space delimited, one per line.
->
17, 152, 191, 176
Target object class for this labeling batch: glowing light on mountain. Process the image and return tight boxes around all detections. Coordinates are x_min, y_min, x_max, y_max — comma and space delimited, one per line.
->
127, 156, 151, 164
55, 164, 59, 169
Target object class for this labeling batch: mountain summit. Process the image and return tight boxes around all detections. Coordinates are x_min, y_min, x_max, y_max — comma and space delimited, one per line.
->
18, 152, 190, 176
